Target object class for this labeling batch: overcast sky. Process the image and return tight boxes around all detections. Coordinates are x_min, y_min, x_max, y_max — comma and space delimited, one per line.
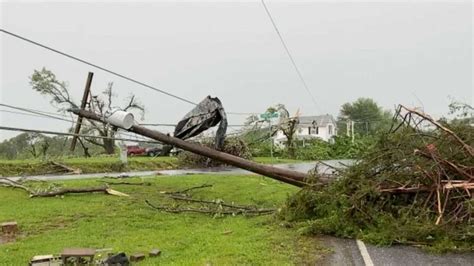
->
0, 1, 472, 141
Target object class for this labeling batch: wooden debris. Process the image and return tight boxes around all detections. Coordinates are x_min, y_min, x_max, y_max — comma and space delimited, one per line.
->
1, 221, 18, 236
50, 161, 82, 174
149, 249, 161, 257
60, 248, 95, 265
130, 253, 146, 262
29, 187, 129, 198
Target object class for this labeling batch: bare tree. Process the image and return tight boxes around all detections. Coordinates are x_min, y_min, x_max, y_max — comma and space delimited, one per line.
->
244, 104, 299, 158
26, 133, 50, 158
30, 68, 145, 154
273, 104, 299, 158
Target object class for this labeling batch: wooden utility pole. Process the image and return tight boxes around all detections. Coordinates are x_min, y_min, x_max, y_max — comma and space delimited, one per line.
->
69, 108, 310, 187
351, 120, 355, 143
70, 72, 94, 151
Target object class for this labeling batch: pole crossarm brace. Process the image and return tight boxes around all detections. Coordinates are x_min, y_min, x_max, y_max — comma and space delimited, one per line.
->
68, 108, 310, 187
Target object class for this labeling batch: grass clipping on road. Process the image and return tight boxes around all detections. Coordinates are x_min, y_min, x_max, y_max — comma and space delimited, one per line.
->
281, 105, 473, 252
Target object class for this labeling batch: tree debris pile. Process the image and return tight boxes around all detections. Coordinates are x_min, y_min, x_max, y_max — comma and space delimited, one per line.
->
281, 105, 473, 252
177, 136, 252, 168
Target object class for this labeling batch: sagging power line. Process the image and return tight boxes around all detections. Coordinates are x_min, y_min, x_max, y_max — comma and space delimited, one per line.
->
0, 103, 163, 143
0, 29, 258, 116
260, 0, 323, 113
0, 125, 162, 144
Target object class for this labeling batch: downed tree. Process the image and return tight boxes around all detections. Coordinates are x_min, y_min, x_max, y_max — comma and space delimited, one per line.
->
280, 104, 474, 251
68, 108, 311, 187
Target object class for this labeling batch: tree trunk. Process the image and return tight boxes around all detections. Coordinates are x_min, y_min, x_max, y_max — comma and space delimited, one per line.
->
103, 138, 115, 154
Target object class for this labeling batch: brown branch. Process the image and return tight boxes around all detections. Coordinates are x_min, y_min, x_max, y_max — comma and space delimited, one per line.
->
167, 195, 274, 212
379, 181, 474, 194
145, 200, 275, 216
399, 105, 474, 156
97, 180, 150, 186
414, 149, 473, 179
29, 187, 128, 198
165, 184, 213, 195
0, 178, 32, 193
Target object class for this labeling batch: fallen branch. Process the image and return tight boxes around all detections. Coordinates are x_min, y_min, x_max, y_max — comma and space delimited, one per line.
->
0, 178, 32, 193
168, 194, 270, 211
49, 161, 82, 174
164, 184, 213, 195
145, 200, 275, 216
97, 180, 151, 186
399, 105, 474, 157
379, 181, 474, 194
30, 187, 129, 198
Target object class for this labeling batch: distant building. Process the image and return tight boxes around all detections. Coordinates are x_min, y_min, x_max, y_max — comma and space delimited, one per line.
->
273, 114, 337, 146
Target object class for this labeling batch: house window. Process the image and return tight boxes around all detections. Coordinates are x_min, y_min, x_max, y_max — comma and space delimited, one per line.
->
308, 127, 319, 135
328, 125, 333, 135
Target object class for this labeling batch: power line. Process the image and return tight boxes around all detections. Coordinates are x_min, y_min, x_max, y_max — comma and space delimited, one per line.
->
0, 125, 161, 144
140, 123, 247, 127
0, 29, 198, 106
0, 109, 60, 120
260, 0, 323, 113
0, 103, 74, 123
0, 29, 258, 116
0, 103, 167, 142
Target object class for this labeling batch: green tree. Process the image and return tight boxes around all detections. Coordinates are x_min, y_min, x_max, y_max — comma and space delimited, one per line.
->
338, 98, 391, 136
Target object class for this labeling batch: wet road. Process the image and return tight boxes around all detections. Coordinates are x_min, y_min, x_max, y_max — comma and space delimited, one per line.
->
3, 160, 354, 181
320, 236, 474, 266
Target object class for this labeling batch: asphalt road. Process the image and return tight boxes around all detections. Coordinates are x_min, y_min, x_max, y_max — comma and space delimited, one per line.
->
320, 236, 474, 266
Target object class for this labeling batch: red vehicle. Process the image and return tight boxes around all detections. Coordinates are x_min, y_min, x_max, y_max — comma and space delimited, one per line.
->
126, 145, 146, 156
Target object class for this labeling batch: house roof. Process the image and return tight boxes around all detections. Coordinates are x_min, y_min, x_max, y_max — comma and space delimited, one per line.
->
297, 115, 335, 127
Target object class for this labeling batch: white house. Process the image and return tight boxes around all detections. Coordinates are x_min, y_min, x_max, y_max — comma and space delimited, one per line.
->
273, 114, 337, 146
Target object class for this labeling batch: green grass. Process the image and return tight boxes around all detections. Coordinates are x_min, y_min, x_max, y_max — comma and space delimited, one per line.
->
0, 174, 327, 265
0, 156, 178, 177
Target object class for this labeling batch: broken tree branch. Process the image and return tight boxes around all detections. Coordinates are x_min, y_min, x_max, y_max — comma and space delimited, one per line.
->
145, 200, 275, 216
399, 105, 474, 157
164, 184, 213, 195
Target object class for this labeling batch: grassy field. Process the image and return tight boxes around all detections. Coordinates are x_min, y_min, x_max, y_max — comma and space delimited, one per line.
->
0, 156, 306, 177
0, 174, 327, 265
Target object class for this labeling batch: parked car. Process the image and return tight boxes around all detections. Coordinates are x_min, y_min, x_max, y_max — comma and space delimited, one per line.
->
126, 145, 146, 156
145, 147, 163, 157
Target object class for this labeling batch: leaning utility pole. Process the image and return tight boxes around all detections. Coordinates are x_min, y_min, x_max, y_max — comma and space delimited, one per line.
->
69, 108, 310, 187
70, 72, 94, 151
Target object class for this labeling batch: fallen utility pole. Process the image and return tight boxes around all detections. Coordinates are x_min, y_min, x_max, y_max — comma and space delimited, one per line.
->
69, 108, 309, 187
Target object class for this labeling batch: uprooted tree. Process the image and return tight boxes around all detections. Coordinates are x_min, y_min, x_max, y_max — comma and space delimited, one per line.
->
30, 68, 145, 154
281, 104, 473, 251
